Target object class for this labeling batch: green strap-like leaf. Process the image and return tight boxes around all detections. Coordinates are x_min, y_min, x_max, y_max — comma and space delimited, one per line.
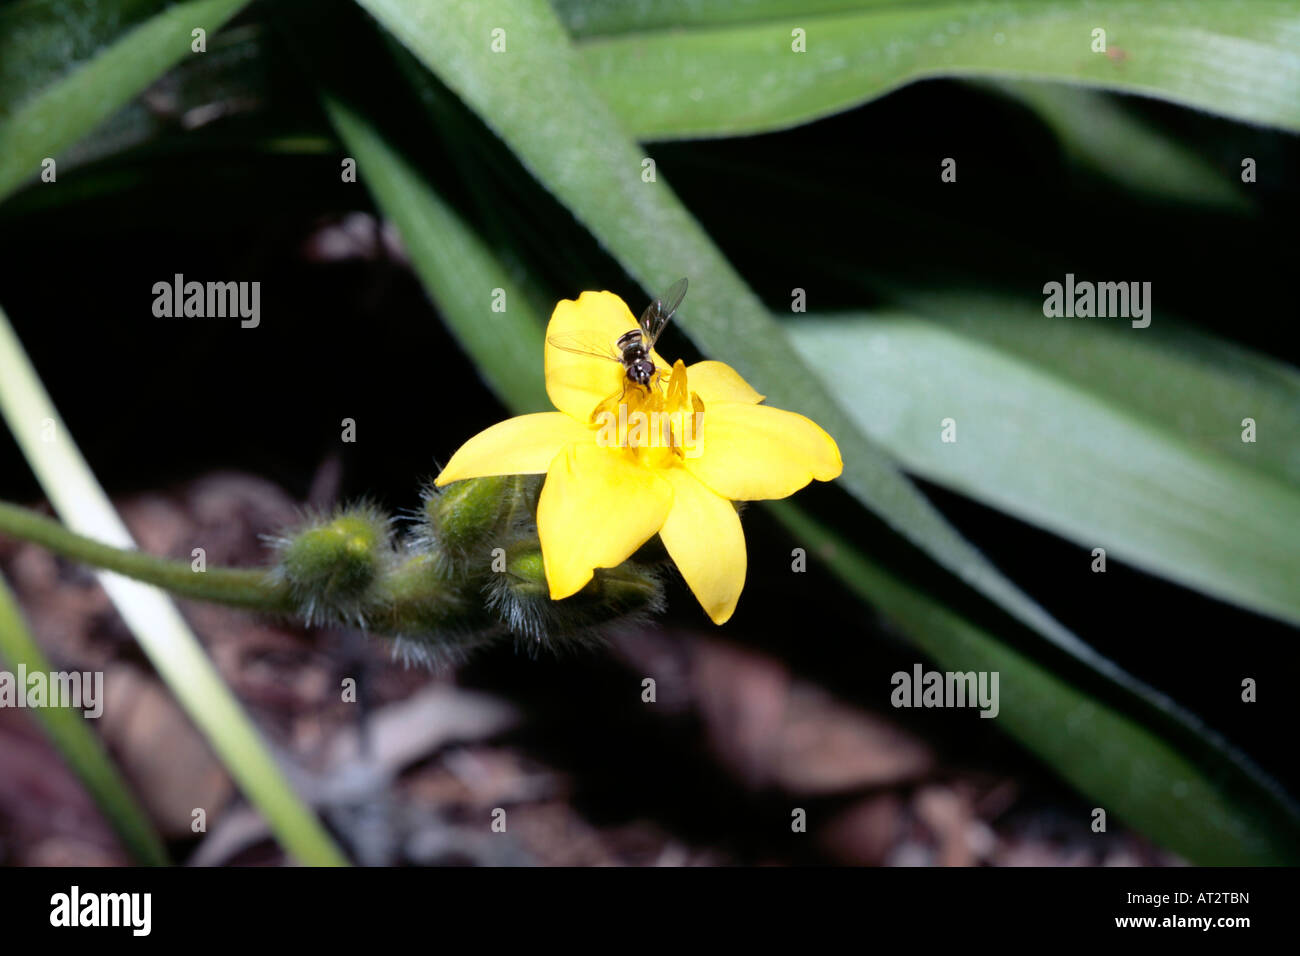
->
0, 571, 169, 865
354, 0, 1090, 665
978, 81, 1248, 211
894, 290, 1300, 490
789, 298, 1300, 626
0, 0, 172, 121
561, 0, 1300, 139
325, 97, 548, 412
0, 0, 250, 202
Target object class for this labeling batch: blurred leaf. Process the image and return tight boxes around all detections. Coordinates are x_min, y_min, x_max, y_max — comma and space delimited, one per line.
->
355, 0, 1085, 663
981, 81, 1248, 211
0, 0, 170, 119
789, 298, 1300, 626
562, 0, 1300, 139
0, 571, 168, 865
555, 0, 910, 36
0, 303, 348, 866
319, 101, 1300, 863
895, 290, 1300, 490
0, 0, 249, 201
324, 96, 548, 412
770, 500, 1300, 865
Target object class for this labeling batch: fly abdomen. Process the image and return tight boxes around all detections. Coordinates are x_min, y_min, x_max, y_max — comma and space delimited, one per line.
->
616, 330, 654, 386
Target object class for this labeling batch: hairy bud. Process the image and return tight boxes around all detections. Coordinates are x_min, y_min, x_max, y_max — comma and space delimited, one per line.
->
269, 475, 663, 664
419, 475, 540, 576
485, 543, 664, 650
273, 504, 392, 625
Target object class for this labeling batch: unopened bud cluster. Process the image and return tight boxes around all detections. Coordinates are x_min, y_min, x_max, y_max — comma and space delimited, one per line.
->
270, 476, 663, 663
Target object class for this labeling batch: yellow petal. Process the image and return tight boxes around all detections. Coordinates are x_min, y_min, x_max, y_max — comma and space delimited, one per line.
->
686, 402, 843, 500
538, 442, 672, 599
659, 467, 746, 624
435, 413, 593, 486
685, 360, 764, 404
545, 290, 668, 420
546, 291, 631, 420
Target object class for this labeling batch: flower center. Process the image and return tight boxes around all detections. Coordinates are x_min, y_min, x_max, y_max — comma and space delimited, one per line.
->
590, 360, 704, 464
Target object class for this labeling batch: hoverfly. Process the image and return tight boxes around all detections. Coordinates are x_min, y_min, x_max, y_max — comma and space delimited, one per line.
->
547, 278, 689, 390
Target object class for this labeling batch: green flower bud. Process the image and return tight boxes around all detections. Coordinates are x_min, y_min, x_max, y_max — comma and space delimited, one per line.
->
431, 475, 512, 544
418, 475, 541, 577
485, 543, 664, 649
505, 548, 548, 598
372, 553, 501, 666
375, 553, 475, 631
264, 477, 666, 665
585, 564, 666, 619
274, 505, 392, 624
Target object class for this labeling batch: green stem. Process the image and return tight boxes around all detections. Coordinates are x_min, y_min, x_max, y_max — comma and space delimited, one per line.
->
0, 500, 293, 612
0, 500, 465, 637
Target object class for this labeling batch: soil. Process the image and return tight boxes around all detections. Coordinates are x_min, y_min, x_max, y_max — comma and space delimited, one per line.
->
0, 471, 1177, 866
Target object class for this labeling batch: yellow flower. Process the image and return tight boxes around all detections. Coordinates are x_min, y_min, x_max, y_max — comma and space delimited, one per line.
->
435, 290, 842, 624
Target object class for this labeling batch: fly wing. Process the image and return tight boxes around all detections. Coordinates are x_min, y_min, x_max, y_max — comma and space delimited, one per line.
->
546, 330, 622, 363
638, 277, 688, 350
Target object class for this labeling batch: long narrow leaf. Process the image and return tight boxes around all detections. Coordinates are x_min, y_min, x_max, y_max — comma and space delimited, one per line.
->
324, 98, 547, 412
0, 0, 249, 201
0, 304, 348, 866
788, 299, 1300, 625
0, 571, 169, 864
979, 81, 1248, 211
562, 0, 1300, 139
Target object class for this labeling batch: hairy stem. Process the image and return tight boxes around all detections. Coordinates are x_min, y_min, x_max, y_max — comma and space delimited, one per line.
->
0, 501, 467, 636
0, 500, 292, 611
